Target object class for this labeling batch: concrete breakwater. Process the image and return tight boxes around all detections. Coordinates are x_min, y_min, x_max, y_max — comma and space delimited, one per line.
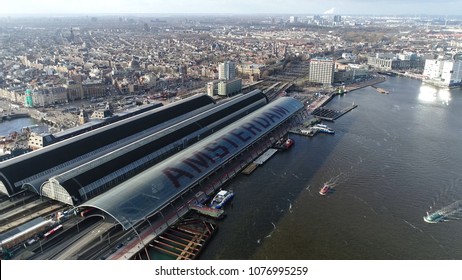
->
0, 113, 30, 122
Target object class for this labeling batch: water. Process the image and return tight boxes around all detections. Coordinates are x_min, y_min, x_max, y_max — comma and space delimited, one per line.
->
0, 117, 48, 136
200, 77, 462, 260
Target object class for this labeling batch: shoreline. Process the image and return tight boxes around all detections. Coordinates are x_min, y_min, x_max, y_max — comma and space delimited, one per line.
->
305, 75, 386, 114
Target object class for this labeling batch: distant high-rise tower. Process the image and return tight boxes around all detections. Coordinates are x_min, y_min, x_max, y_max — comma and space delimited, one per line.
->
309, 58, 335, 85
333, 15, 342, 23
219, 61, 236, 81
70, 28, 75, 42
289, 16, 298, 23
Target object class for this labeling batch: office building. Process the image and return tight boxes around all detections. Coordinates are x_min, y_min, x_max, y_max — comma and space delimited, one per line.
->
423, 57, 462, 87
218, 61, 236, 81
218, 79, 242, 96
309, 58, 335, 85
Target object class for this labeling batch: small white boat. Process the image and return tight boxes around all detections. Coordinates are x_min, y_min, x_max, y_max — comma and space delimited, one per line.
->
314, 124, 335, 134
210, 190, 234, 209
319, 183, 331, 195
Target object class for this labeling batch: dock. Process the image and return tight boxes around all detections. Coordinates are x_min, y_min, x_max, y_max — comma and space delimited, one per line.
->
149, 219, 216, 260
253, 148, 278, 164
289, 128, 317, 137
241, 163, 258, 175
290, 123, 335, 137
0, 113, 30, 122
189, 204, 225, 219
242, 148, 278, 175
311, 103, 357, 121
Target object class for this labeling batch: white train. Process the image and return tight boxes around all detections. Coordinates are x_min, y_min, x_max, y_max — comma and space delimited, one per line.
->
0, 219, 55, 250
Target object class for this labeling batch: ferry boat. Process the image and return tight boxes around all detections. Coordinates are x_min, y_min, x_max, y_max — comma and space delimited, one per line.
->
319, 183, 331, 195
423, 211, 445, 223
210, 190, 234, 209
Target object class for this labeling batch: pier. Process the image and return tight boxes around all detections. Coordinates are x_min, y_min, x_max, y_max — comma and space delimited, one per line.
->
311, 103, 358, 121
242, 148, 278, 175
289, 127, 317, 137
289, 123, 335, 137
147, 219, 216, 260
0, 113, 30, 122
189, 204, 225, 219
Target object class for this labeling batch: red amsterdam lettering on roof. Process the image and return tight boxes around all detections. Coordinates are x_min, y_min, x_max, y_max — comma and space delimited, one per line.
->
162, 167, 194, 189
162, 104, 291, 189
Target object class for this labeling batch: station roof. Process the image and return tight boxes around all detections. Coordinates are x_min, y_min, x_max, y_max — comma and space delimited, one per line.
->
44, 90, 267, 204
0, 95, 215, 196
80, 97, 303, 230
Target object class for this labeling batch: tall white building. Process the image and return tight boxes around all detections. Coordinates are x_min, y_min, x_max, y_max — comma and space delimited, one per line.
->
423, 58, 462, 87
218, 61, 236, 81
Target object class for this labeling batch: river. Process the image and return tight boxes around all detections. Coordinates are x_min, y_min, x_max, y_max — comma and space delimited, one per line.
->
200, 76, 462, 260
0, 117, 47, 136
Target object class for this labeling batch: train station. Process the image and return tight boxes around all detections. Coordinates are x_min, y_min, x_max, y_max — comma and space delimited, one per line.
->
0, 91, 305, 260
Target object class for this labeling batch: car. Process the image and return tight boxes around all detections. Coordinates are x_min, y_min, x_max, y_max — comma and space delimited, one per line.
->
116, 243, 124, 249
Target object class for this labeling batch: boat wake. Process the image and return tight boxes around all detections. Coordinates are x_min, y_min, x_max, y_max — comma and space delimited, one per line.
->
324, 172, 344, 190
318, 172, 346, 196
287, 199, 293, 213
402, 219, 424, 233
350, 194, 378, 215
305, 184, 313, 197
265, 222, 277, 239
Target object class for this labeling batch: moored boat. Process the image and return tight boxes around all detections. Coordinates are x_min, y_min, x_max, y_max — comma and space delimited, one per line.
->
313, 124, 335, 134
210, 190, 234, 209
284, 138, 294, 149
273, 137, 294, 150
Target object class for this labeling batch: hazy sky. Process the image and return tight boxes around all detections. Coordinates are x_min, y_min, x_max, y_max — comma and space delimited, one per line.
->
1, 0, 461, 16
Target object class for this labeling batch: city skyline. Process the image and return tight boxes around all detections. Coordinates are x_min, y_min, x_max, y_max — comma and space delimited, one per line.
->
1, 0, 462, 16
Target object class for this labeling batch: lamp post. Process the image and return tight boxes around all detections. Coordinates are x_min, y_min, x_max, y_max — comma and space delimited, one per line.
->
124, 217, 145, 248
39, 238, 43, 254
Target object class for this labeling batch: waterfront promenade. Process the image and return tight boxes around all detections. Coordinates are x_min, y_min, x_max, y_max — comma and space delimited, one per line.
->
344, 75, 387, 93
305, 75, 386, 114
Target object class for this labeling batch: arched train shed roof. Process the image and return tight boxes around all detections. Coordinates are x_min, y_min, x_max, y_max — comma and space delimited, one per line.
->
80, 97, 303, 230
0, 95, 215, 196
41, 90, 267, 205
